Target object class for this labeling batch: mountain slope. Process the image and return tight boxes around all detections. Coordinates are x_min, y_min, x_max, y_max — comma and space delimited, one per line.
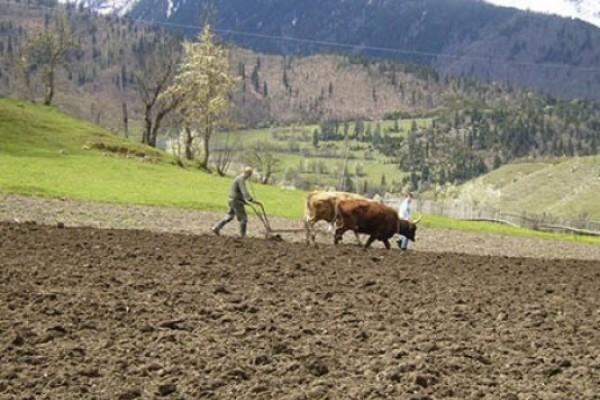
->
57, 0, 600, 101
121, 0, 600, 102
484, 0, 600, 28
59, 0, 600, 28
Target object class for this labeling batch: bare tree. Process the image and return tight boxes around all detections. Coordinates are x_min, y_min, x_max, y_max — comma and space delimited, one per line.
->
212, 130, 241, 176
134, 36, 182, 147
19, 10, 77, 105
162, 24, 239, 168
242, 141, 282, 184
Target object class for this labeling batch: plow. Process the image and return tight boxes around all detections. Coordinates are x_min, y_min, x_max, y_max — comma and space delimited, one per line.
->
247, 182, 309, 241
247, 202, 345, 243
247, 202, 306, 241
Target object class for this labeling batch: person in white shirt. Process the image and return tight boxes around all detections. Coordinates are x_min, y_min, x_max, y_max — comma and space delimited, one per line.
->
397, 192, 413, 250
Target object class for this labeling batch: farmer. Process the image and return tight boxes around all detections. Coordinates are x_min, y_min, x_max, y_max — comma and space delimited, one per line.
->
397, 192, 413, 250
212, 166, 261, 237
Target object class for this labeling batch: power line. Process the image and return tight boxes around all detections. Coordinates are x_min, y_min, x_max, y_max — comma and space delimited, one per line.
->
141, 19, 600, 73
1, 0, 600, 74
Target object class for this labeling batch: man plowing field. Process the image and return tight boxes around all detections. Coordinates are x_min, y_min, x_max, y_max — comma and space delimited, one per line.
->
212, 166, 262, 237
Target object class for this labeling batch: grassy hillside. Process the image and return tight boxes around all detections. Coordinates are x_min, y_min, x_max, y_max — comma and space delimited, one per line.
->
211, 118, 433, 191
0, 99, 304, 219
453, 157, 600, 220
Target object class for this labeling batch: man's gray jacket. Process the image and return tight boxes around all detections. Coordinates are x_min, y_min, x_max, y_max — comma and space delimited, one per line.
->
229, 174, 254, 203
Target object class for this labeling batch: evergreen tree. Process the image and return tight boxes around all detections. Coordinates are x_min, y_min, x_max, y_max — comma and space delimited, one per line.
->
493, 154, 502, 169
343, 121, 350, 139
250, 64, 260, 92
312, 129, 319, 148
344, 175, 355, 193
282, 69, 289, 90
380, 173, 387, 190
365, 124, 372, 142
238, 61, 245, 79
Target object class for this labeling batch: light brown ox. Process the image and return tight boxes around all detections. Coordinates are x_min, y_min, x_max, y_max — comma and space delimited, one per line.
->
304, 191, 366, 245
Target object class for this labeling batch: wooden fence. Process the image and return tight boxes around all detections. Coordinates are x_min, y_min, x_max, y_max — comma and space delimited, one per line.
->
384, 198, 600, 237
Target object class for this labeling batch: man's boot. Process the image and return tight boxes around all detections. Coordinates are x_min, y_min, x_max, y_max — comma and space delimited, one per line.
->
212, 217, 230, 236
240, 221, 247, 237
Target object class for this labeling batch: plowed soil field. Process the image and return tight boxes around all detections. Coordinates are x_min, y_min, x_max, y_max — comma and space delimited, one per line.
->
1, 219, 599, 399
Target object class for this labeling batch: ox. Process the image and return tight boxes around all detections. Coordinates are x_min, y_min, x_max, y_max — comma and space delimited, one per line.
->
334, 198, 420, 249
304, 191, 365, 245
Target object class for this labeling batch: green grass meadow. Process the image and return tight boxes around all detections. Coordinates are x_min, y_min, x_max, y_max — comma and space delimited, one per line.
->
421, 214, 600, 245
0, 99, 303, 218
1, 98, 598, 245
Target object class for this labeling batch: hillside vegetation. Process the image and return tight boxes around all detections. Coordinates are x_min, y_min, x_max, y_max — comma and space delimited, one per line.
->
214, 119, 429, 192
450, 157, 600, 220
0, 1, 598, 193
0, 99, 303, 218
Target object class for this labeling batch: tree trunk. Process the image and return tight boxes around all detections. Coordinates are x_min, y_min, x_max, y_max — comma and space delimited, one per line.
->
44, 66, 55, 106
184, 126, 194, 160
142, 104, 153, 146
122, 102, 129, 139
150, 101, 178, 149
199, 126, 211, 169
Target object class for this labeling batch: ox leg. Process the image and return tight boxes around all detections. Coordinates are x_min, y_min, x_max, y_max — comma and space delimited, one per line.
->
328, 222, 336, 233
311, 230, 318, 246
382, 239, 391, 250
334, 228, 346, 245
304, 219, 318, 246
364, 236, 376, 249
310, 221, 319, 245
353, 232, 363, 246
304, 219, 312, 245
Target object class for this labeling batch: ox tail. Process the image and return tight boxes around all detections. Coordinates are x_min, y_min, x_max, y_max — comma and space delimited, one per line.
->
304, 194, 316, 224
304, 193, 317, 245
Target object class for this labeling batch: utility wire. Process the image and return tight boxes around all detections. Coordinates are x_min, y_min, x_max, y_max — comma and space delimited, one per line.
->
132, 17, 600, 73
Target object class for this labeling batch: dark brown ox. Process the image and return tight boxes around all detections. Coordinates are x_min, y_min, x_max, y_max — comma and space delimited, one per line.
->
334, 199, 420, 249
304, 191, 365, 245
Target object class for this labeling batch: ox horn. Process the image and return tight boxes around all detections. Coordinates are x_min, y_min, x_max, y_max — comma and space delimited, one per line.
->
413, 215, 422, 224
